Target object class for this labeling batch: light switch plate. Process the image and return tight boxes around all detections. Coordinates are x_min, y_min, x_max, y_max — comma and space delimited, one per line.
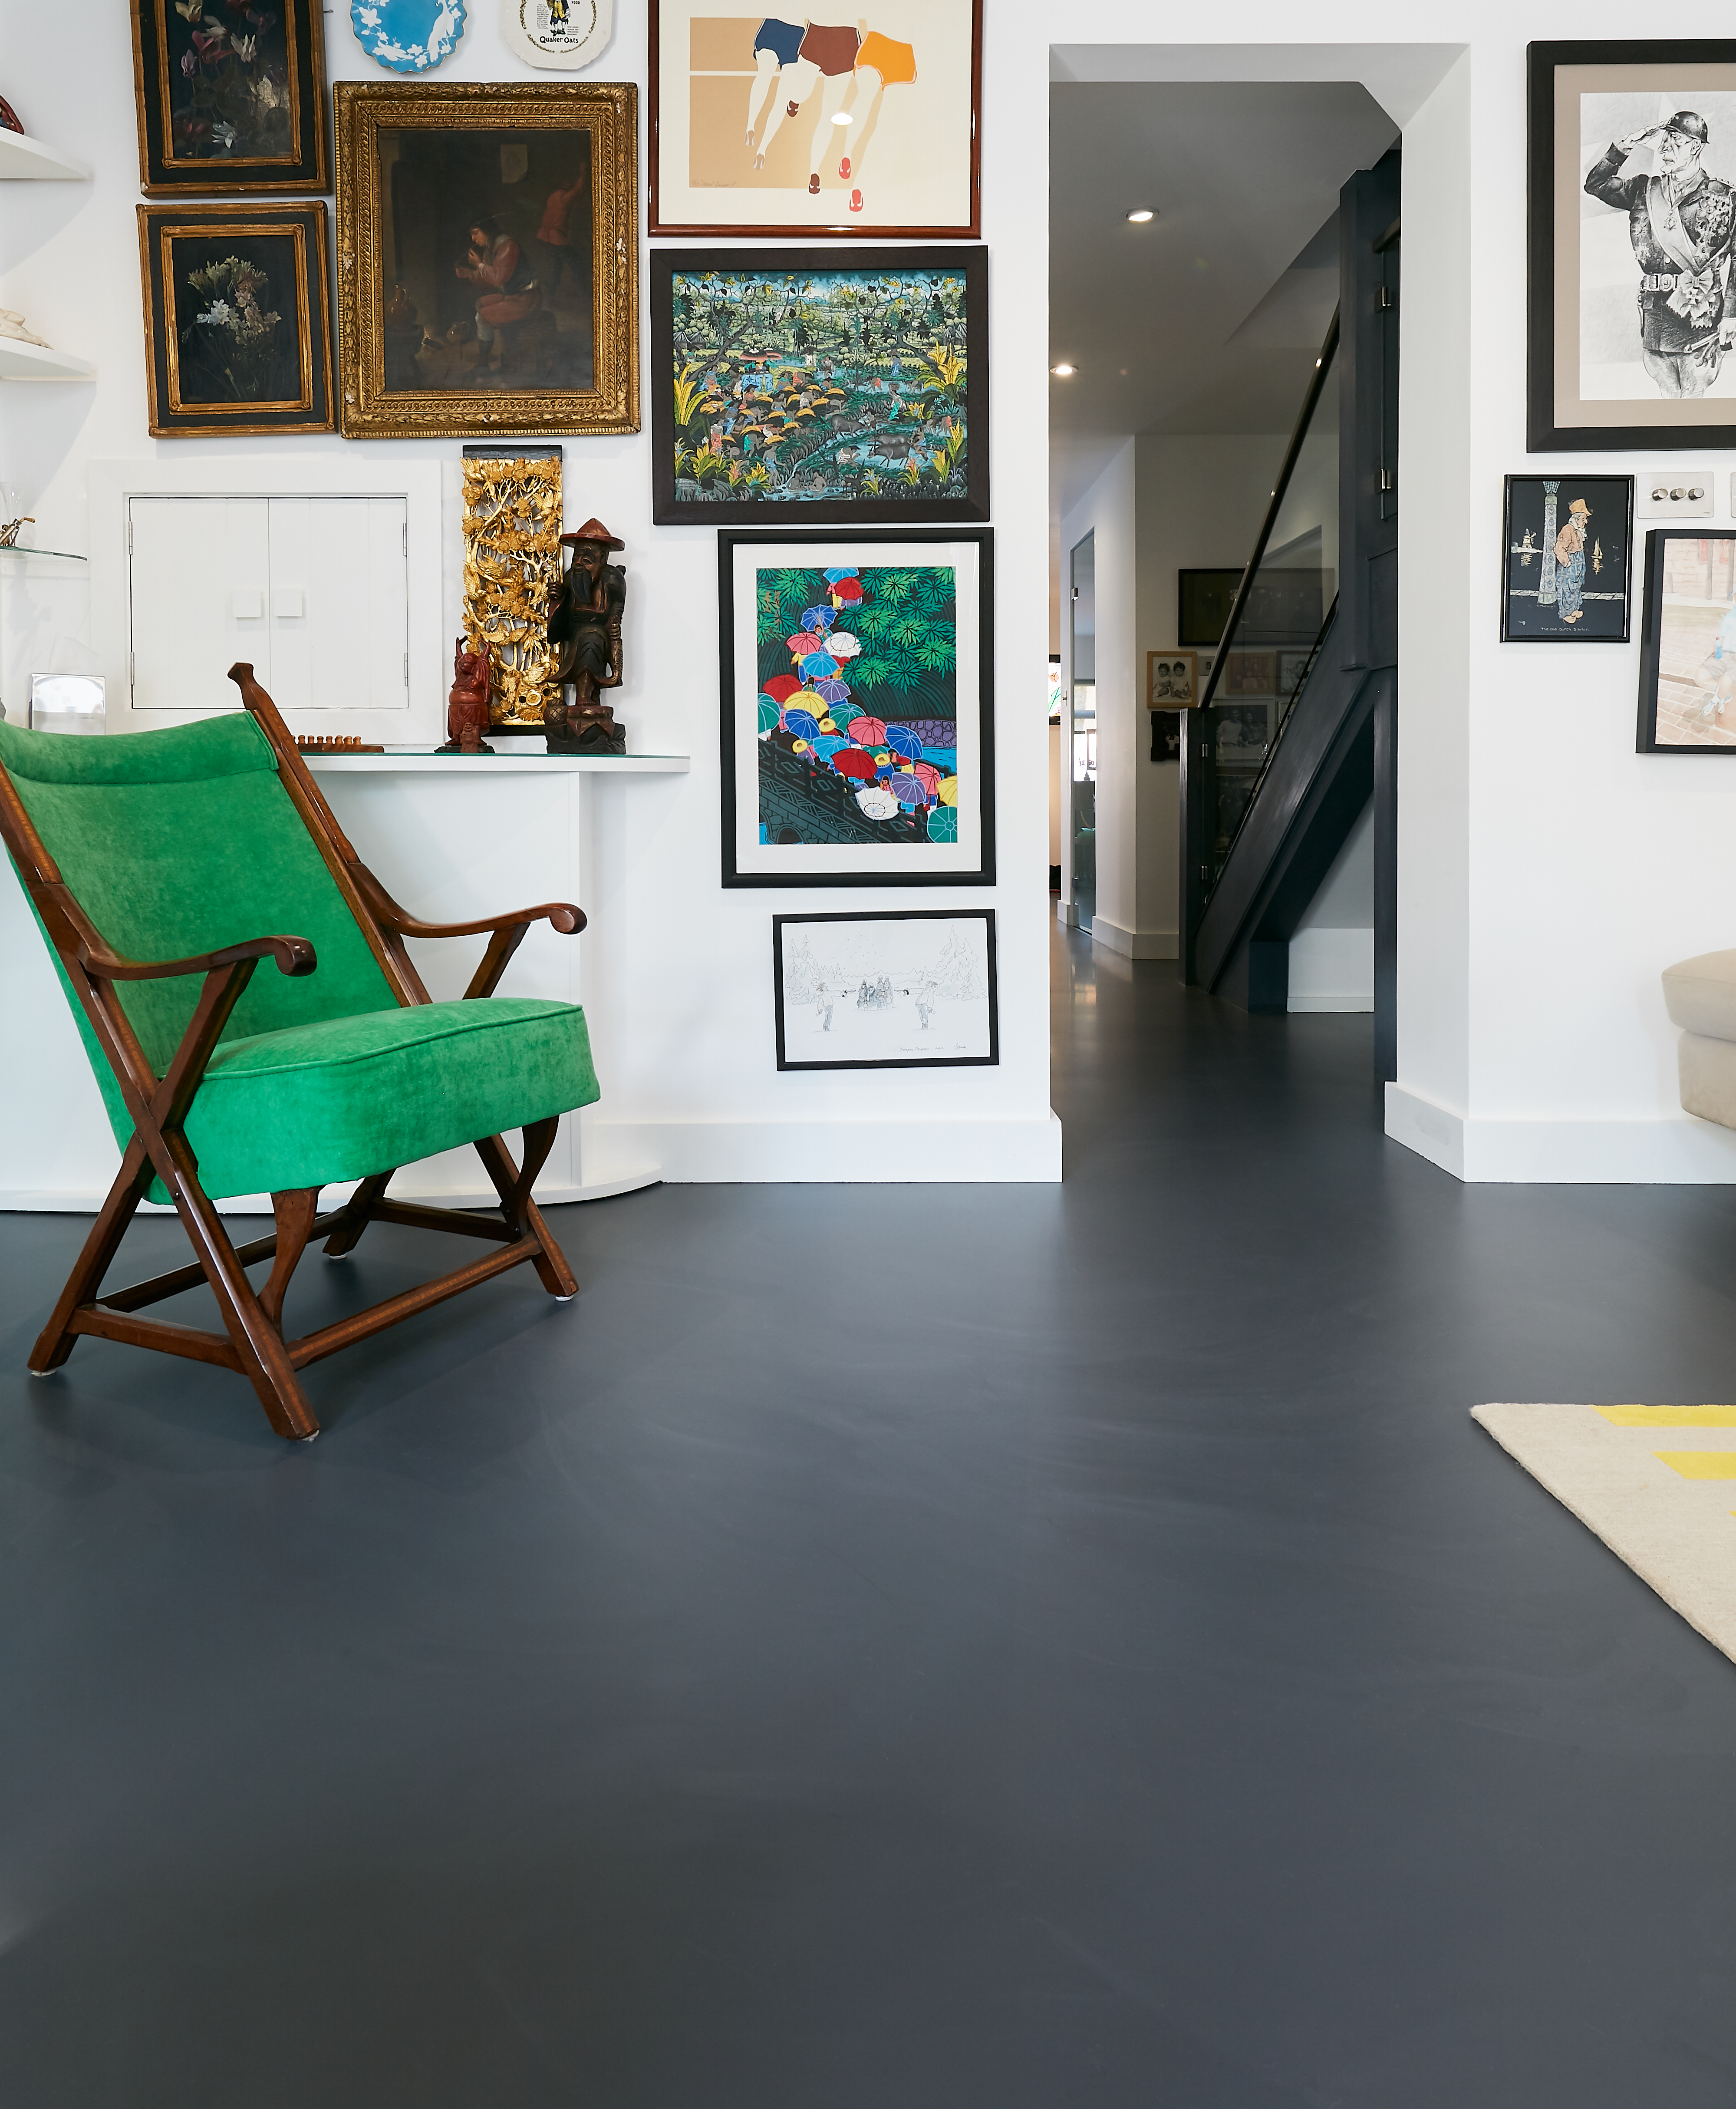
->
1640, 471, 1713, 518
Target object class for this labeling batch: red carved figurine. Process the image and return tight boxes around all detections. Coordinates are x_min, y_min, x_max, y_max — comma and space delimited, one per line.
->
440, 637, 494, 754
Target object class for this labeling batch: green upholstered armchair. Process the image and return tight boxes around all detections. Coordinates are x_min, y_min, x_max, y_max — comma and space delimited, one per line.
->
0, 663, 600, 1442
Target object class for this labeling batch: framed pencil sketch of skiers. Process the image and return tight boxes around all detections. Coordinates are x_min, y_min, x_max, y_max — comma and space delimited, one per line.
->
1636, 529, 1736, 748
648, 1, 981, 236
1500, 475, 1634, 641
772, 911, 998, 1070
1529, 43, 1736, 449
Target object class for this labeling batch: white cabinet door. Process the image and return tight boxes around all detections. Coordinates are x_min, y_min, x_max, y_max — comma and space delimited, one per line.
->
265, 497, 408, 713
129, 497, 271, 712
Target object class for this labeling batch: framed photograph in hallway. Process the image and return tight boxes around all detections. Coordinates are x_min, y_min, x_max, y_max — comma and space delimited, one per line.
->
1277, 648, 1312, 698
772, 910, 997, 1069
718, 526, 994, 886
1528, 42, 1736, 449
1213, 700, 1274, 764
1222, 649, 1276, 697
1501, 474, 1634, 640
1146, 649, 1198, 707
1178, 568, 1242, 647
1636, 527, 1736, 748
649, 0, 982, 237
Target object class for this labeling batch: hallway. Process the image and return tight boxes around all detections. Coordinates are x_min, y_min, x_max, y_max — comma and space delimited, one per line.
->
2, 931, 1735, 2103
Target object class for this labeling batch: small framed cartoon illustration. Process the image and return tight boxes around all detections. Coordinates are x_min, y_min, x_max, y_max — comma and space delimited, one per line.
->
1146, 648, 1198, 707
1500, 473, 1634, 641
649, 0, 981, 236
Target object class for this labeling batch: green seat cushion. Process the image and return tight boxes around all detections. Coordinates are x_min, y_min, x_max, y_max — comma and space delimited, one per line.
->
176, 997, 600, 1201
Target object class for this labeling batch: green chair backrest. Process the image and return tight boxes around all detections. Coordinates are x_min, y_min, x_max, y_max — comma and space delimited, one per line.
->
0, 715, 397, 1123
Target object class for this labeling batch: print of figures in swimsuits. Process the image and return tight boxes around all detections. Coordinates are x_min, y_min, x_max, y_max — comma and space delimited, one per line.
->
754, 562, 959, 847
653, 248, 988, 522
649, 2, 979, 235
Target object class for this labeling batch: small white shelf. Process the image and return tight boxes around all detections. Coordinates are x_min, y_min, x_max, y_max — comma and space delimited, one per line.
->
304, 749, 690, 775
0, 336, 93, 381
0, 129, 88, 181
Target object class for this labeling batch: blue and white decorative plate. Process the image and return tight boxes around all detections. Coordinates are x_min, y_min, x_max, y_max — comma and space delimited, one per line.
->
351, 0, 466, 72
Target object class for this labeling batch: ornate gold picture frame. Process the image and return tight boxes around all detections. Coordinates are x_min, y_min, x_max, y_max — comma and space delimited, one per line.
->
137, 201, 334, 438
334, 80, 640, 441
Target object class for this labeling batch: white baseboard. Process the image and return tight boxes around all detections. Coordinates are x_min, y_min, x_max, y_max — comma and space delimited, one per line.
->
1288, 927, 1374, 1012
1056, 899, 1080, 929
1090, 915, 1179, 960
590, 1114, 1064, 1184
1385, 1081, 1736, 1183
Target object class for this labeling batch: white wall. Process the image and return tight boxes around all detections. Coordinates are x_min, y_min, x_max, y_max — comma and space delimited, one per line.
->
0, 2, 1061, 1194
1058, 439, 1137, 946
1290, 798, 1373, 1011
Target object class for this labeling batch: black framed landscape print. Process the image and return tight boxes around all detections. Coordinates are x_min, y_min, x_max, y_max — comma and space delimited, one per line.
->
772, 911, 998, 1070
719, 527, 993, 887
1636, 528, 1736, 748
1500, 474, 1633, 640
1528, 42, 1736, 449
651, 246, 988, 525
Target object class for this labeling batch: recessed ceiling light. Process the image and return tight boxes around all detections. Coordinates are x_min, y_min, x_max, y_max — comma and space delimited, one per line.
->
1051, 363, 1076, 377
1125, 208, 1156, 224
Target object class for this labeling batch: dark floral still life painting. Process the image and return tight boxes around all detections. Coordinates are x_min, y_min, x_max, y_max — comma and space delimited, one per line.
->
163, 0, 299, 163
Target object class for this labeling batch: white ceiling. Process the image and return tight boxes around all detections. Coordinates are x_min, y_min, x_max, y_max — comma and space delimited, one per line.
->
1049, 81, 1400, 526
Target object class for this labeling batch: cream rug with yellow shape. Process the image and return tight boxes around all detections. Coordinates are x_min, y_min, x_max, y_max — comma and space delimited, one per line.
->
1472, 1403, 1736, 1663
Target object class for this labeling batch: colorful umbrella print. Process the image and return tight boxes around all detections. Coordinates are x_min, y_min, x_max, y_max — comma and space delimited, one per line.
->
830, 748, 877, 780
814, 677, 851, 706
763, 673, 801, 704
823, 567, 859, 583
938, 776, 958, 805
811, 735, 848, 762
884, 724, 925, 761
886, 772, 927, 807
784, 708, 821, 740
927, 806, 959, 842
827, 632, 861, 660
800, 605, 836, 632
830, 578, 865, 607
786, 633, 818, 655
846, 715, 887, 746
757, 697, 781, 735
800, 652, 839, 680
912, 762, 942, 797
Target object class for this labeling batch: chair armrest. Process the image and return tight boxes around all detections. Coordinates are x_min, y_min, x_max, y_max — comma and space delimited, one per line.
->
351, 864, 585, 943
79, 934, 319, 982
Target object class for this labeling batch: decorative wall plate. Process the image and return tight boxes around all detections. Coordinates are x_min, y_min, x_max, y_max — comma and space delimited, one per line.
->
351, 0, 465, 73
502, 0, 612, 70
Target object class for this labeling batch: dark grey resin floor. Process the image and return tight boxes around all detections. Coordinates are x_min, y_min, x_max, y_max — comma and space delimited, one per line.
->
4, 927, 1736, 2106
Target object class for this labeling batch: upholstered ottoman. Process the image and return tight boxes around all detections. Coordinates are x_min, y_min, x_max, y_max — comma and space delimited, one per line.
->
1662, 951, 1736, 1126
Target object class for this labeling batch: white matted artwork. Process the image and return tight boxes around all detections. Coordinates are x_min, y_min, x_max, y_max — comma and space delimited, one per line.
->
649, 0, 981, 236
773, 909, 996, 1069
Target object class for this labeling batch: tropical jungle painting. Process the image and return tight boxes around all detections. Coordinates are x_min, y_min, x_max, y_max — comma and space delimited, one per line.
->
658, 256, 982, 518
755, 561, 958, 845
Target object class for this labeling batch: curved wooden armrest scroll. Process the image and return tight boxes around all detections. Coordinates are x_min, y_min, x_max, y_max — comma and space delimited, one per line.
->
79, 934, 319, 982
349, 863, 586, 943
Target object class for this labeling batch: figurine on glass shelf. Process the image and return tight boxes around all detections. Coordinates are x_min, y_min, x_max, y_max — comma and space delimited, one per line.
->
439, 636, 495, 754
544, 518, 627, 754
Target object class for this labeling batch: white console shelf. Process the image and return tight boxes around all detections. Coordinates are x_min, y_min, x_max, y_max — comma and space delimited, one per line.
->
304, 749, 690, 775
0, 129, 87, 181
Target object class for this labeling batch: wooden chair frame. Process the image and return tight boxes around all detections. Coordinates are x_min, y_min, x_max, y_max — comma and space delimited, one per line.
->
0, 663, 587, 1442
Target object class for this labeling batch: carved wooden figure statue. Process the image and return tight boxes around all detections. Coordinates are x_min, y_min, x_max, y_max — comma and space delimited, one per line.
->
441, 637, 495, 754
545, 517, 627, 754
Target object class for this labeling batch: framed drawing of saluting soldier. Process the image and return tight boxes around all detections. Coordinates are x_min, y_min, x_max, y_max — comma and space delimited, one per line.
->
1529, 43, 1736, 448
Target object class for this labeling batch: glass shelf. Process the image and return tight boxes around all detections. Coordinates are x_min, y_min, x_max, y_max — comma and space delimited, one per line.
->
0, 545, 86, 561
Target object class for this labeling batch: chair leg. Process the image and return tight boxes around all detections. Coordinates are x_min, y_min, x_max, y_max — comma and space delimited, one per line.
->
29, 1140, 154, 1373
260, 1189, 320, 1327
164, 1155, 320, 1442
320, 1171, 394, 1258
474, 1121, 578, 1299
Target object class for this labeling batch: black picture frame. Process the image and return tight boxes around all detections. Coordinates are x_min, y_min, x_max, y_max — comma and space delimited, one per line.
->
1500, 474, 1634, 641
131, 0, 328, 196
1527, 41, 1736, 451
1178, 568, 1242, 647
718, 526, 995, 888
1636, 527, 1736, 749
137, 201, 334, 437
771, 911, 999, 1071
651, 246, 989, 526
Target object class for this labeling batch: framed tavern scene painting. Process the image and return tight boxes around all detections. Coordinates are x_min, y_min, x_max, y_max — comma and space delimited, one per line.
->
719, 528, 994, 887
649, 0, 982, 237
131, 0, 328, 195
1637, 529, 1736, 748
772, 911, 998, 1071
1529, 42, 1736, 449
137, 202, 334, 436
333, 80, 639, 440
651, 247, 987, 525
1501, 474, 1634, 640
